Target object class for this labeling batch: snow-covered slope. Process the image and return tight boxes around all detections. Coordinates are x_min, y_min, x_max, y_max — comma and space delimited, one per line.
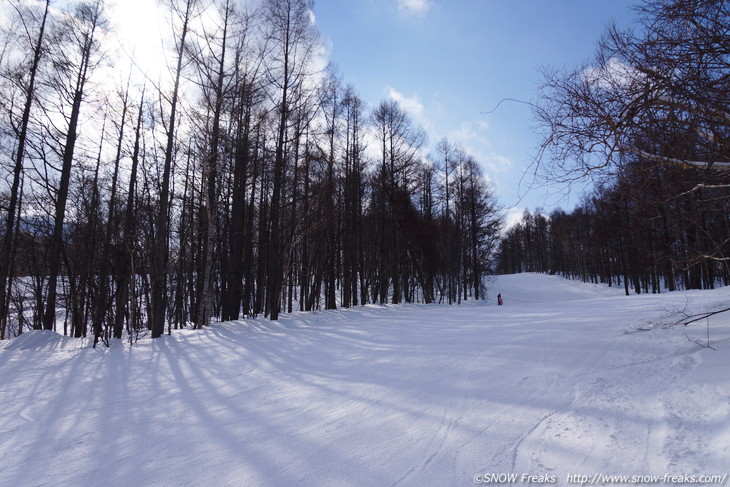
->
492, 272, 625, 304
0, 273, 728, 486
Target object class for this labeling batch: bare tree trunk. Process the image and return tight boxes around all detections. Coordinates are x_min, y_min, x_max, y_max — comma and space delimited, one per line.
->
195, 0, 230, 329
43, 2, 104, 331
264, 0, 317, 320
152, 0, 195, 338
92, 80, 132, 346
114, 88, 144, 339
0, 0, 50, 333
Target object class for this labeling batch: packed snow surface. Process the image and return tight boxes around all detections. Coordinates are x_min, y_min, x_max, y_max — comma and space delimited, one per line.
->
1, 273, 728, 486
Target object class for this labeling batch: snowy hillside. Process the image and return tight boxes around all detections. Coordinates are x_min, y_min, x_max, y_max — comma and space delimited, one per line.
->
0, 273, 728, 486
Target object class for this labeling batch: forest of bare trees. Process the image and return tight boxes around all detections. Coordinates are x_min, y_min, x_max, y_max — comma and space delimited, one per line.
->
0, 0, 502, 343
498, 0, 729, 294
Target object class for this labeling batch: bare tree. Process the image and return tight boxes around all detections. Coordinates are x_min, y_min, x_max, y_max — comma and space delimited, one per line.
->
262, 0, 319, 320
535, 0, 729, 181
371, 99, 424, 304
186, 0, 234, 329
436, 138, 456, 304
41, 0, 106, 331
0, 0, 50, 337
530, 0, 730, 292
317, 70, 342, 310
340, 85, 367, 308
221, 5, 263, 322
151, 0, 198, 338
114, 87, 146, 339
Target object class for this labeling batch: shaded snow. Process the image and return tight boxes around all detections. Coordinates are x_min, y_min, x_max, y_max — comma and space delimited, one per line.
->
0, 273, 728, 486
4, 329, 82, 352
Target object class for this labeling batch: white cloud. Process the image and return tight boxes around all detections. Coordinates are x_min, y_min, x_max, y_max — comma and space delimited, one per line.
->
387, 86, 425, 120
450, 121, 491, 151
389, 87, 443, 163
446, 121, 513, 176
383, 89, 515, 181
582, 57, 640, 90
386, 86, 437, 141
484, 153, 513, 173
397, 0, 432, 17
503, 207, 525, 232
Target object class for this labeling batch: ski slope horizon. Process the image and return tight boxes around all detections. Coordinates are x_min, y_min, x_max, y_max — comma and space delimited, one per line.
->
1, 273, 728, 486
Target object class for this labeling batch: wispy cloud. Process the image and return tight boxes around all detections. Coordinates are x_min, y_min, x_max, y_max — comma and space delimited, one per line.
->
387, 87, 425, 122
385, 88, 514, 178
448, 121, 513, 175
385, 87, 434, 159
503, 207, 526, 232
449, 121, 491, 151
397, 0, 432, 18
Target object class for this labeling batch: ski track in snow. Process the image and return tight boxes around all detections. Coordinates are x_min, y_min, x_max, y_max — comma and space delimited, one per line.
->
0, 273, 728, 486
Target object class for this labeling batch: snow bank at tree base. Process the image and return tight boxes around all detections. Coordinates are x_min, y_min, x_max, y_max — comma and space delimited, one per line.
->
4, 329, 84, 352
0, 273, 728, 486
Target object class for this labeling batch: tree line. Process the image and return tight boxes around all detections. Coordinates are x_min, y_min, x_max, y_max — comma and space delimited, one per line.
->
497, 172, 730, 294
498, 0, 729, 294
0, 0, 502, 343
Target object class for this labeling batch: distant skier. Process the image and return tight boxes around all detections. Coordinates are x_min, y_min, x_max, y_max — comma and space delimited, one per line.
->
497, 293, 503, 306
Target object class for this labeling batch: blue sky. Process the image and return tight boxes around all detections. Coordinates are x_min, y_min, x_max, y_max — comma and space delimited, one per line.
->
312, 0, 638, 222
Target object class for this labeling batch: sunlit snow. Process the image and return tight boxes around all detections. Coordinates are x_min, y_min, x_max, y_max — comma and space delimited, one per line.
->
0, 273, 728, 486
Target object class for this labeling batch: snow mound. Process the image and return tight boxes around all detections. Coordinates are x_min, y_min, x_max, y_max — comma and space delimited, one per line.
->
4, 330, 78, 352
